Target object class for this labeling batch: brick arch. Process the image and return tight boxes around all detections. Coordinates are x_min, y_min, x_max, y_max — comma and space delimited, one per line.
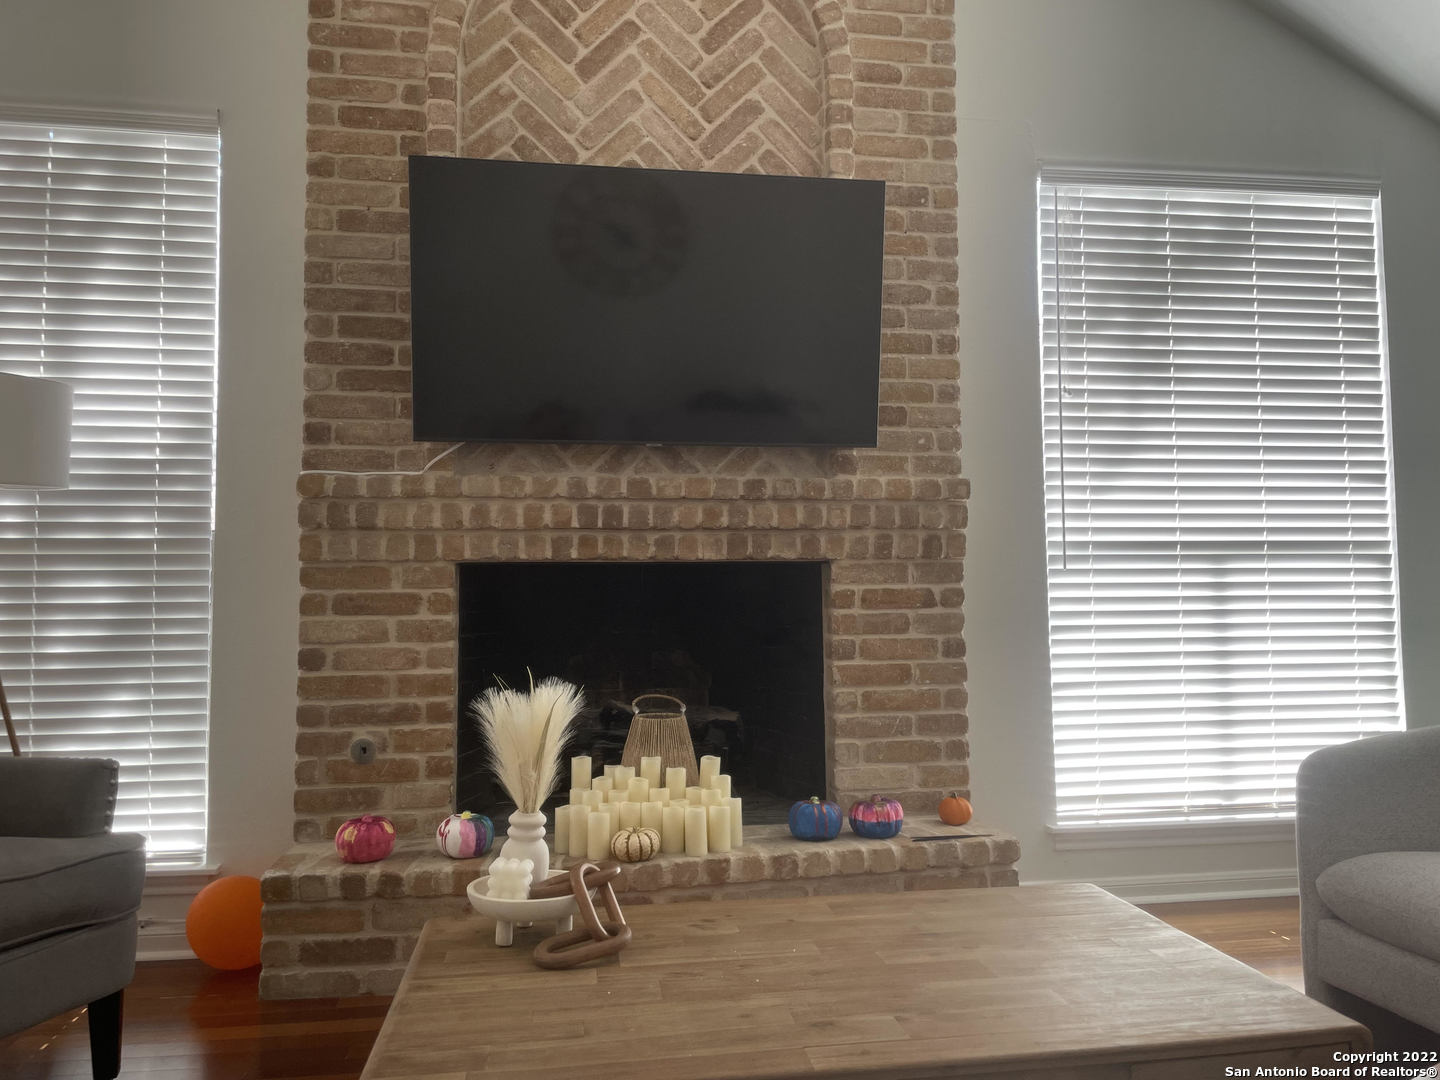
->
424, 0, 467, 156
424, 0, 854, 179
418, 0, 858, 480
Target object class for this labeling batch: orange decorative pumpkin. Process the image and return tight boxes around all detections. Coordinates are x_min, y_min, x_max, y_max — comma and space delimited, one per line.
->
938, 792, 973, 826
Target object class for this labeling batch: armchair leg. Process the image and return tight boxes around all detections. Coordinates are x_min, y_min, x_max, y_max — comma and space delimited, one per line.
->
87, 989, 123, 1080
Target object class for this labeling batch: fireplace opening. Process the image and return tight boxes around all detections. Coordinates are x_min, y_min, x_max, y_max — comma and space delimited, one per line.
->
456, 561, 827, 824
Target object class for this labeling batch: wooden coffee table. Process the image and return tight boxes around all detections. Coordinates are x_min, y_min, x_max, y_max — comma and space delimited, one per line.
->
360, 882, 1368, 1079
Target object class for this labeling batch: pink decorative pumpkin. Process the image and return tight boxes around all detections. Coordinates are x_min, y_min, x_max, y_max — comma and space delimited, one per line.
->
335, 814, 395, 863
435, 811, 494, 859
848, 794, 904, 839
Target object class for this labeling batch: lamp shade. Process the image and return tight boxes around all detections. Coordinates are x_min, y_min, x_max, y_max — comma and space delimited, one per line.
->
0, 372, 72, 489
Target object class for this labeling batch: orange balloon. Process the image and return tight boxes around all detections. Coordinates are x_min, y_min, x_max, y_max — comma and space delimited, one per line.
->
186, 875, 262, 970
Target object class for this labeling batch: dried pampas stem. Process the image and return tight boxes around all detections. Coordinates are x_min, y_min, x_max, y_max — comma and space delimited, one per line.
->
470, 676, 585, 813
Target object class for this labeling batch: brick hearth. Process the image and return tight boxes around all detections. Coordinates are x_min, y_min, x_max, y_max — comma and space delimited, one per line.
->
265, 0, 1010, 999
260, 821, 1018, 998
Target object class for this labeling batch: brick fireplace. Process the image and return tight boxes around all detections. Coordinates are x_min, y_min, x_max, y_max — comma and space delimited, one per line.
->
261, 0, 1018, 999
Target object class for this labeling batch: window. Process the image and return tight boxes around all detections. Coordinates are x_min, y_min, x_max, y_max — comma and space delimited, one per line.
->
1039, 170, 1403, 831
0, 109, 220, 863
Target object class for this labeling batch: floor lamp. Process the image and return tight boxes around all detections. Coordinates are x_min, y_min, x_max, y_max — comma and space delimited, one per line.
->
0, 371, 73, 756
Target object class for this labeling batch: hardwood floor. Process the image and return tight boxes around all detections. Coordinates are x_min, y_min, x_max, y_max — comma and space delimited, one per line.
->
0, 962, 390, 1080
1145, 894, 1304, 992
0, 896, 1303, 1079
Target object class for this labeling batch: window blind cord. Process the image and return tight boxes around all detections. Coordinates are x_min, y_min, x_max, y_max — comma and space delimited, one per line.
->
1053, 184, 1070, 571
298, 441, 462, 478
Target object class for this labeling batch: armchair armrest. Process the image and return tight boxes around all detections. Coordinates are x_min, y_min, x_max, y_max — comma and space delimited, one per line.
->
1296, 725, 1440, 995
0, 756, 121, 836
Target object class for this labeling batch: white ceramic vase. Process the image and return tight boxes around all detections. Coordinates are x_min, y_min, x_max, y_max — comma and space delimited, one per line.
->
496, 810, 549, 896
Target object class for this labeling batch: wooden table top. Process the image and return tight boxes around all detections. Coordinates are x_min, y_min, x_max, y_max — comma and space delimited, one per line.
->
360, 882, 1368, 1080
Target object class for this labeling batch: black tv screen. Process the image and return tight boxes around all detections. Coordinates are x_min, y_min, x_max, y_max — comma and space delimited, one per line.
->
407, 156, 884, 447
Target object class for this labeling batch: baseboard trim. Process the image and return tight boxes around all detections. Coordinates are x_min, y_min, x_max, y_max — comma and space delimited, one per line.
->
137, 921, 195, 962
137, 944, 198, 962
1025, 867, 1299, 904
137, 872, 202, 962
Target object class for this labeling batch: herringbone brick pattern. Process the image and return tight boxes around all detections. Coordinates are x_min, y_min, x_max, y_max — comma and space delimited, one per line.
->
456, 0, 826, 176
423, 0, 852, 479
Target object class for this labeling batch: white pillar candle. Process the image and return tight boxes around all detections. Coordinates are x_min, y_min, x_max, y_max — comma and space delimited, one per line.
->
586, 809, 611, 862
583, 789, 604, 809
727, 796, 743, 849
613, 765, 635, 786
604, 805, 620, 839
641, 801, 664, 834
685, 785, 703, 804
671, 798, 688, 809
554, 804, 571, 855
707, 804, 732, 853
626, 776, 650, 802
569, 805, 590, 857
594, 808, 613, 855
684, 806, 708, 857
640, 756, 663, 790
699, 755, 721, 787
701, 787, 722, 807
710, 774, 732, 798
666, 766, 687, 800
570, 755, 592, 792
604, 764, 620, 781
620, 801, 642, 830
569, 787, 586, 806
607, 789, 627, 804
592, 775, 613, 793
653, 789, 670, 806
661, 805, 686, 854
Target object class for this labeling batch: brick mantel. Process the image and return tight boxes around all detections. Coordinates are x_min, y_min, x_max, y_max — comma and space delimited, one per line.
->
296, 0, 969, 843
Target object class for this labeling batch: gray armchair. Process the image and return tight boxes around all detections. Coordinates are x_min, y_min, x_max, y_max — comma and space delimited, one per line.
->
0, 757, 146, 1078
1297, 725, 1440, 1044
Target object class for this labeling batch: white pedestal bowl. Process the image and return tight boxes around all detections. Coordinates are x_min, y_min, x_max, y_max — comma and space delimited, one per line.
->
466, 873, 584, 946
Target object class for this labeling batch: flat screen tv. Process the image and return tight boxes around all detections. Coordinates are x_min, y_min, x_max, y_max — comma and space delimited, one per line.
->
408, 156, 884, 447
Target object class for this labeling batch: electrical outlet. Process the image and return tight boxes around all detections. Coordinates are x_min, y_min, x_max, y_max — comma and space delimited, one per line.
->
349, 738, 378, 765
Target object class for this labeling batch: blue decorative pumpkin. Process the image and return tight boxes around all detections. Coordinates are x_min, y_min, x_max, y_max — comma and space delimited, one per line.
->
788, 796, 843, 842
849, 794, 904, 839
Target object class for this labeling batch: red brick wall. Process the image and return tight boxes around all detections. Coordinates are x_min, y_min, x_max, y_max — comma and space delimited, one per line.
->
296, 0, 964, 844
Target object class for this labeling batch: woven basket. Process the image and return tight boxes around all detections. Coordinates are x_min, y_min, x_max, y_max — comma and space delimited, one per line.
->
620, 693, 700, 786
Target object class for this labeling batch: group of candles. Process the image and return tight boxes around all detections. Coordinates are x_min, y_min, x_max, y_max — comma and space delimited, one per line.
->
552, 754, 743, 862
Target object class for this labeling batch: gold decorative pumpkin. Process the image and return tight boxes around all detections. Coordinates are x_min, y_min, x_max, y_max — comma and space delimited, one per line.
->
610, 825, 659, 863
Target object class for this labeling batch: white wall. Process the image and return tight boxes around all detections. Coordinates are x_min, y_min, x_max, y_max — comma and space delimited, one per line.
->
958, 0, 1440, 895
0, 1, 307, 881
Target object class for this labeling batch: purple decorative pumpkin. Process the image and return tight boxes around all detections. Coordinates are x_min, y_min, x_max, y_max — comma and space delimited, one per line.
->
335, 814, 396, 863
788, 796, 843, 842
436, 811, 494, 859
848, 794, 904, 839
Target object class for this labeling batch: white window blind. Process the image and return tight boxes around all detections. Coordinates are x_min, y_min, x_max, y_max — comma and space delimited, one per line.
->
0, 110, 219, 862
1039, 171, 1404, 828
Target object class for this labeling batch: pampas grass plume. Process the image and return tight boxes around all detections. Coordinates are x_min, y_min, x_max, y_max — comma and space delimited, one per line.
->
469, 676, 584, 813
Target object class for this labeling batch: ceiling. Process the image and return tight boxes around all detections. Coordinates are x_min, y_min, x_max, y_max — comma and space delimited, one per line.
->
1252, 0, 1440, 127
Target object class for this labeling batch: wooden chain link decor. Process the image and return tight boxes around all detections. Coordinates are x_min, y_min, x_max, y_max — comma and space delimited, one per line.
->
531, 861, 632, 969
